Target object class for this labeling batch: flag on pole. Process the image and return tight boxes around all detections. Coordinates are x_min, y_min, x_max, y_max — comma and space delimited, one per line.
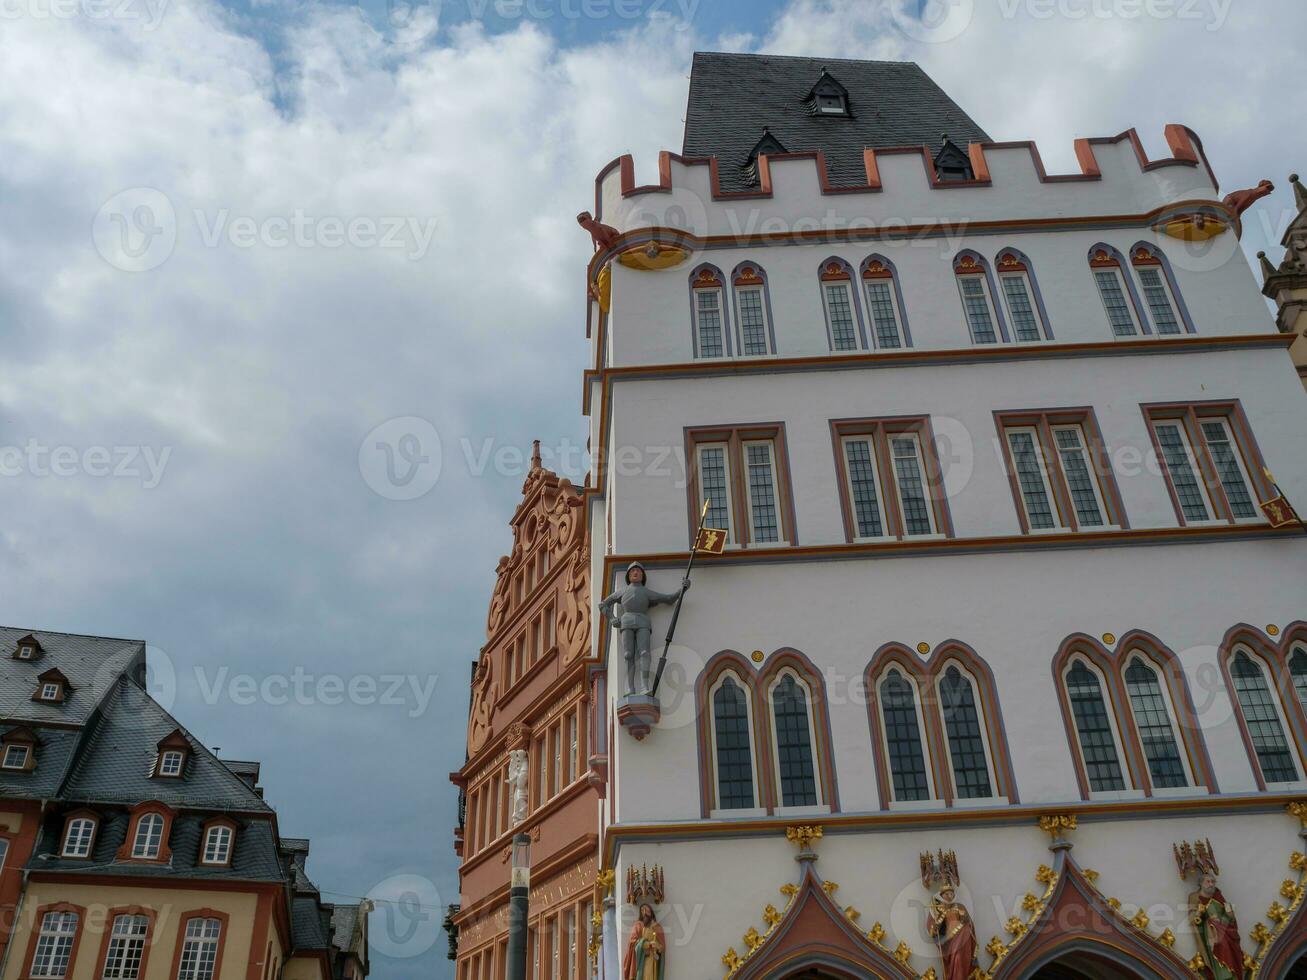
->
1260, 469, 1302, 528
694, 526, 728, 554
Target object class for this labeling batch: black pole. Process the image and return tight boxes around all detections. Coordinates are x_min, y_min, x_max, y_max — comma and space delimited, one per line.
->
650, 501, 710, 698
506, 833, 530, 980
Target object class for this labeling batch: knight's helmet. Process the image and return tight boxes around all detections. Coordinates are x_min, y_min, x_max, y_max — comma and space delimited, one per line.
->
624, 561, 647, 584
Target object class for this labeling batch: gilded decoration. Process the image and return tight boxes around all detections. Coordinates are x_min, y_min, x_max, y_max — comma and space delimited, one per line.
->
1242, 804, 1307, 975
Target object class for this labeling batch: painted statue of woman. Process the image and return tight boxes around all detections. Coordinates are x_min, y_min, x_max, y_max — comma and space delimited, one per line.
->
1190, 873, 1245, 980
622, 904, 665, 980
926, 885, 977, 980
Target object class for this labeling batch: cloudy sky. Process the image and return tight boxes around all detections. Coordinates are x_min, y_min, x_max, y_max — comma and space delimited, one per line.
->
1, 0, 1304, 975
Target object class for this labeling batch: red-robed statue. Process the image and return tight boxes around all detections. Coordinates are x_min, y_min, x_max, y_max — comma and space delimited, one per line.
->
921, 850, 976, 980
622, 903, 665, 980
1176, 839, 1244, 980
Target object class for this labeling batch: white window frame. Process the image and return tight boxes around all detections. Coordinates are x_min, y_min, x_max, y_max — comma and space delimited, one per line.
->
1005, 426, 1065, 533
39, 683, 61, 702
695, 442, 736, 547
61, 817, 96, 858
955, 270, 1002, 344
733, 284, 773, 357
862, 277, 906, 349
692, 285, 726, 359
1132, 261, 1184, 335
706, 671, 764, 818
176, 917, 222, 980
821, 279, 863, 352
876, 668, 938, 810
740, 439, 786, 545
2, 744, 30, 770
30, 910, 79, 979
1198, 416, 1261, 524
1120, 651, 1195, 795
997, 270, 1044, 343
131, 812, 165, 859
1230, 645, 1307, 787
16, 646, 34, 660
888, 432, 941, 538
840, 435, 891, 542
1092, 265, 1142, 337
1049, 423, 1115, 530
201, 824, 234, 865
1061, 657, 1143, 801
766, 669, 827, 814
158, 750, 185, 777
1150, 420, 1221, 526
102, 913, 150, 980
933, 661, 1004, 807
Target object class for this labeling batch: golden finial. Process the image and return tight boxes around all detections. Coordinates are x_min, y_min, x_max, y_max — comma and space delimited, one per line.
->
1038, 814, 1077, 840
786, 825, 823, 851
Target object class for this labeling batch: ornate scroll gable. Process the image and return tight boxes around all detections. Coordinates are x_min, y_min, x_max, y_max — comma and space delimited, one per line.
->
467, 657, 496, 756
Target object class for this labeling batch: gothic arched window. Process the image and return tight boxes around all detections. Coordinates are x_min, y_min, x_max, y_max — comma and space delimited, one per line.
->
879, 669, 930, 803
939, 666, 992, 800
1123, 657, 1187, 789
770, 673, 819, 807
1290, 648, 1307, 717
711, 675, 756, 810
1229, 650, 1300, 785
1064, 661, 1127, 793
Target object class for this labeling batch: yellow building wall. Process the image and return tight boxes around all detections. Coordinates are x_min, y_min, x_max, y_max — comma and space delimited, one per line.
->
282, 953, 328, 980
2, 883, 264, 980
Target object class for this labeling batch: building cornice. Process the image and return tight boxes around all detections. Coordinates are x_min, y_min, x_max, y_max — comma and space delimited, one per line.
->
455, 774, 597, 878
454, 831, 598, 924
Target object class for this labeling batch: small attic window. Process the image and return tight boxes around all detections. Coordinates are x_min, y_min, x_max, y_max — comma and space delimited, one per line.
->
13, 635, 42, 661
33, 669, 70, 705
2, 745, 31, 770
0, 727, 38, 772
38, 683, 61, 703
152, 729, 191, 779
933, 135, 975, 182
158, 750, 185, 777
804, 68, 850, 118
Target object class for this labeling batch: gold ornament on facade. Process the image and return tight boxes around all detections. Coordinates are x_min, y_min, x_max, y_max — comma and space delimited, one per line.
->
595, 869, 615, 896
1188, 952, 1206, 971
844, 906, 860, 923
1082, 869, 1100, 883
821, 880, 838, 895
916, 642, 931, 655
1102, 633, 1116, 645
1106, 897, 1121, 910
750, 650, 764, 663
625, 863, 665, 905
1003, 917, 1026, 937
893, 940, 913, 964
1288, 801, 1307, 826
1159, 928, 1175, 949
743, 927, 764, 952
867, 922, 886, 945
786, 825, 823, 851
722, 947, 742, 976
779, 883, 798, 898
1268, 624, 1281, 636
1038, 813, 1077, 840
1130, 909, 1150, 930
1020, 893, 1040, 913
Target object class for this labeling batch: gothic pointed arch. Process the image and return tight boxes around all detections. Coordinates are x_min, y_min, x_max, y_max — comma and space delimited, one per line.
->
760, 649, 840, 812
695, 651, 767, 817
1219, 622, 1307, 790
992, 848, 1192, 979
731, 864, 915, 980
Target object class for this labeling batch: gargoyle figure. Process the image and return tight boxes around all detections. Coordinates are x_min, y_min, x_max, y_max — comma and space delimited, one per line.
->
577, 211, 621, 252
1222, 179, 1274, 216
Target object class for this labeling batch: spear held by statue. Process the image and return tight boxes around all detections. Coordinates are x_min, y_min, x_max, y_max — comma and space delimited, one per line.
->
650, 499, 726, 698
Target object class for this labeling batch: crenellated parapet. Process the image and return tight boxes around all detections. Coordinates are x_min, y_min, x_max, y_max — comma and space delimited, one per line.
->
588, 126, 1232, 267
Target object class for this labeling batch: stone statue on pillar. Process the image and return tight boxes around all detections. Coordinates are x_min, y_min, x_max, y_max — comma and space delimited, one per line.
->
597, 562, 688, 697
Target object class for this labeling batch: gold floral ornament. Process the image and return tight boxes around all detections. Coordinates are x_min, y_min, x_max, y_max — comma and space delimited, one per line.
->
1288, 801, 1307, 826
867, 922, 886, 945
1082, 869, 1100, 883
920, 969, 936, 980
743, 927, 764, 952
893, 941, 912, 964
1035, 864, 1057, 887
821, 880, 839, 895
1158, 928, 1175, 949
1188, 952, 1206, 971
722, 947, 742, 976
1020, 894, 1040, 913
762, 904, 782, 928
1267, 901, 1289, 925
844, 906, 860, 923
786, 825, 823, 851
1130, 909, 1150, 930
1107, 898, 1121, 911
1282, 879, 1303, 903
1251, 922, 1272, 946
779, 883, 798, 899
1038, 814, 1077, 840
595, 869, 616, 896
985, 937, 1006, 959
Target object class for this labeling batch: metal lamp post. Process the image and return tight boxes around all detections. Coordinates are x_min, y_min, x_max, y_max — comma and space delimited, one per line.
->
506, 833, 531, 980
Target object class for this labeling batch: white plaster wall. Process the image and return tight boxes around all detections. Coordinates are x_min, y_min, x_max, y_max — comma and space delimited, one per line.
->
612, 810, 1299, 980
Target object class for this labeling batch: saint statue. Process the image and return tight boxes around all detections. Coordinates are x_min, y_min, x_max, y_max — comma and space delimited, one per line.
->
598, 562, 689, 697
926, 883, 977, 980
1189, 872, 1245, 980
622, 903, 665, 980
506, 749, 529, 825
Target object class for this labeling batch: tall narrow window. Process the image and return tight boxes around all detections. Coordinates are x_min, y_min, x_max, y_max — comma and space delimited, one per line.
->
890, 435, 936, 536
824, 285, 858, 350
1200, 419, 1257, 519
1152, 421, 1213, 522
996, 252, 1046, 342
103, 914, 149, 980
1123, 658, 1186, 788
861, 260, 906, 349
1132, 247, 1184, 335
841, 437, 886, 539
202, 824, 233, 865
132, 813, 164, 859
691, 267, 727, 358
176, 918, 222, 980
1230, 652, 1298, 784
62, 817, 96, 858
733, 266, 772, 356
743, 441, 780, 544
31, 911, 79, 979
696, 444, 733, 541
712, 677, 755, 810
771, 675, 818, 807
1090, 249, 1140, 337
1052, 426, 1107, 527
955, 257, 999, 343
1065, 662, 1126, 792
1290, 648, 1307, 717
939, 667, 992, 799
1006, 428, 1058, 530
879, 670, 930, 802
564, 714, 577, 785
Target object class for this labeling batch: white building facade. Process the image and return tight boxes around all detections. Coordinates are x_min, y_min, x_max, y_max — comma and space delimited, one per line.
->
580, 54, 1307, 980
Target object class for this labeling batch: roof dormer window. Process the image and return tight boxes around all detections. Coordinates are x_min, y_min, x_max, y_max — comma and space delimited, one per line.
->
2, 745, 31, 771
13, 634, 43, 661
803, 68, 850, 118
1, 727, 39, 772
32, 669, 71, 705
151, 729, 191, 779
934, 135, 975, 182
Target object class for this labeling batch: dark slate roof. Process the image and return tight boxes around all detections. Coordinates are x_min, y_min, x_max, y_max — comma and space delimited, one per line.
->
291, 896, 332, 949
331, 905, 359, 954
682, 52, 990, 192
28, 808, 284, 881
0, 727, 82, 799
59, 677, 273, 812
0, 627, 144, 726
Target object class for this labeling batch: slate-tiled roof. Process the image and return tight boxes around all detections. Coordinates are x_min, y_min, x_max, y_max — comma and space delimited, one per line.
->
292, 896, 333, 949
682, 52, 990, 193
60, 676, 273, 812
28, 809, 284, 881
0, 727, 82, 799
0, 627, 144, 726
331, 905, 359, 954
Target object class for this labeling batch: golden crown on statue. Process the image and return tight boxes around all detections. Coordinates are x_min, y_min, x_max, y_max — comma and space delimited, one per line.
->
626, 864, 665, 906
919, 849, 960, 891
1174, 839, 1220, 880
